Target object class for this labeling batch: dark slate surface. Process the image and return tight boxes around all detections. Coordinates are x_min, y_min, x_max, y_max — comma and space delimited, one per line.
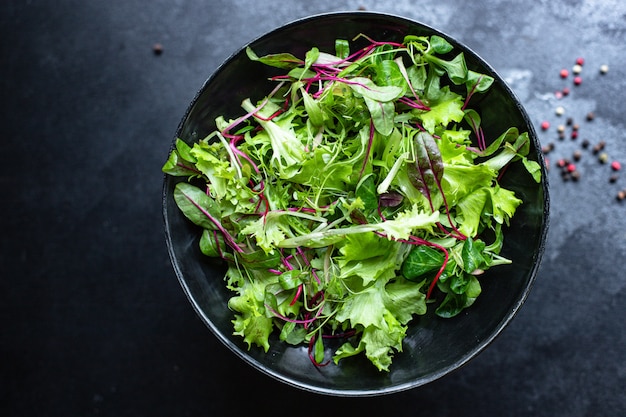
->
2, 0, 624, 416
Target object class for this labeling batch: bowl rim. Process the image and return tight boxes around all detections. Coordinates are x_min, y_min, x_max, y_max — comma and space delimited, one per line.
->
162, 10, 550, 396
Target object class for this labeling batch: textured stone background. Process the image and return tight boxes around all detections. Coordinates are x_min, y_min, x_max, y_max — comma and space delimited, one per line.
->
2, 0, 625, 416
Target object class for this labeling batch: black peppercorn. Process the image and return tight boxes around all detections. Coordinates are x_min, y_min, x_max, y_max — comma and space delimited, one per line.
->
573, 150, 582, 161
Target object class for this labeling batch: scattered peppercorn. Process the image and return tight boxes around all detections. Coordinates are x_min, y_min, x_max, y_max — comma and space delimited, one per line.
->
592, 141, 606, 154
152, 43, 163, 55
598, 152, 609, 164
540, 58, 622, 201
542, 143, 555, 154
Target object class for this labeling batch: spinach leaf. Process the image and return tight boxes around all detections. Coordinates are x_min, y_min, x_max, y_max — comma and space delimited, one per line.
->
355, 173, 379, 212
435, 292, 467, 318
436, 275, 481, 318
173, 182, 220, 230
425, 53, 469, 85
162, 139, 200, 176
245, 46, 302, 69
430, 35, 454, 54
199, 229, 229, 258
373, 59, 407, 92
401, 245, 445, 281
239, 248, 282, 270
461, 237, 487, 273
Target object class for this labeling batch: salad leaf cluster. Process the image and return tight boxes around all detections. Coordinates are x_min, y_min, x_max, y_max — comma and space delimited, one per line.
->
163, 34, 541, 371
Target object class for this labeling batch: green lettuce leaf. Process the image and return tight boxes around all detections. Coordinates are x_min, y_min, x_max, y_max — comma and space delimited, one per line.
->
228, 273, 275, 352
417, 89, 465, 133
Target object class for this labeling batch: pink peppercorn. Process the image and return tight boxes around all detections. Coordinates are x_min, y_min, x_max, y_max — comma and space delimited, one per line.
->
562, 87, 570, 96
611, 161, 622, 171
567, 163, 576, 173
574, 76, 582, 85
560, 68, 569, 78
541, 121, 550, 130
576, 57, 584, 66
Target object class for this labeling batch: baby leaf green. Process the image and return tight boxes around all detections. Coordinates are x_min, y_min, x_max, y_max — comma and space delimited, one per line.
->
401, 245, 445, 281
173, 182, 221, 231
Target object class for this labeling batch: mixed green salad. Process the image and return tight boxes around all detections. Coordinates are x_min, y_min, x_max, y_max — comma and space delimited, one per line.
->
162, 34, 541, 371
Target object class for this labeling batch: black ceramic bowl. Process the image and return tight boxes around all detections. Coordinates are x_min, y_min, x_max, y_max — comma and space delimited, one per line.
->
162, 11, 549, 396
